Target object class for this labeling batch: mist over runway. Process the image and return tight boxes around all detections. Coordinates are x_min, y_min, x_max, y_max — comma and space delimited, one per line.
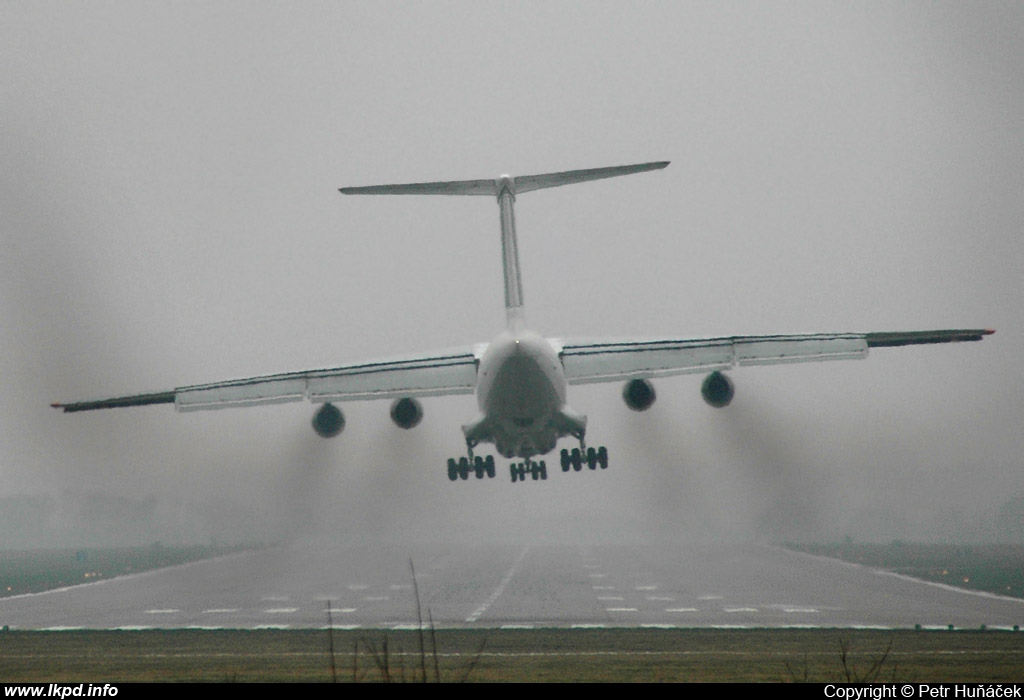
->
2, 540, 1022, 631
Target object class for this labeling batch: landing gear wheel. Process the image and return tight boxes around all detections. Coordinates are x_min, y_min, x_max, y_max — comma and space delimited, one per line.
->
537, 460, 547, 480
484, 455, 496, 478
571, 448, 582, 471
586, 447, 598, 470
510, 462, 527, 483
560, 449, 571, 472
447, 458, 458, 481
473, 456, 485, 479
597, 446, 608, 469
458, 457, 470, 480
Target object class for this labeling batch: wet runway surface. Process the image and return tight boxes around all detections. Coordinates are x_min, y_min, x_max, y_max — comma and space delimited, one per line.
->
2, 541, 1022, 630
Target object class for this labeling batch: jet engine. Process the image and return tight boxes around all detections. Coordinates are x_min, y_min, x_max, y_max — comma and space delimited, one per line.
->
312, 402, 345, 438
701, 371, 734, 408
390, 397, 423, 429
622, 378, 656, 411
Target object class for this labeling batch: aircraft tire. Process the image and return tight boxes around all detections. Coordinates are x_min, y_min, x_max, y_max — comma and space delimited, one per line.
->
538, 461, 547, 480
485, 455, 496, 478
571, 448, 582, 471
597, 446, 608, 469
560, 449, 571, 472
586, 447, 597, 469
458, 457, 470, 480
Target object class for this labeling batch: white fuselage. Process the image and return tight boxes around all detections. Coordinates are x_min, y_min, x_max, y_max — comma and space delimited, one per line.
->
464, 326, 585, 459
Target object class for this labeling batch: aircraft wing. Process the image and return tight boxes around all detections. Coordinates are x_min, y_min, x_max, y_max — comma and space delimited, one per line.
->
559, 329, 994, 384
52, 348, 480, 413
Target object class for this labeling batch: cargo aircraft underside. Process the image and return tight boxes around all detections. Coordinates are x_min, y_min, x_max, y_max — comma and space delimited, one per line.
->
53, 162, 993, 484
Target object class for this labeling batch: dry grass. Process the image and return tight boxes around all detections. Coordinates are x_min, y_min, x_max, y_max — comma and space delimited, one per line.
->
2, 628, 1023, 682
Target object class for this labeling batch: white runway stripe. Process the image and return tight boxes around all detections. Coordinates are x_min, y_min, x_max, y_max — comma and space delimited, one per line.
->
465, 545, 530, 623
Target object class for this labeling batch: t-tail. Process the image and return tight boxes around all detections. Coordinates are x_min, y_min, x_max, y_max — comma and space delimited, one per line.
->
340, 161, 670, 328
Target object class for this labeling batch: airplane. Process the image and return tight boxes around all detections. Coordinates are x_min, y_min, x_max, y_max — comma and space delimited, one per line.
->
52, 161, 994, 484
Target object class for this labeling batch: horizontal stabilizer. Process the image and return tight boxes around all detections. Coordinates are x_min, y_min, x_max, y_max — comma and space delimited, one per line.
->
515, 161, 669, 194
339, 179, 496, 197
339, 161, 670, 198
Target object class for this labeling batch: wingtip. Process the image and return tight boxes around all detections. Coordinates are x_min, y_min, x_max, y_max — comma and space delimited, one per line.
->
984, 328, 996, 336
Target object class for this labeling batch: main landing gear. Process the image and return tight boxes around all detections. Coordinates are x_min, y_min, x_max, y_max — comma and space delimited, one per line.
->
561, 446, 608, 472
510, 460, 547, 483
445, 443, 608, 482
447, 455, 496, 481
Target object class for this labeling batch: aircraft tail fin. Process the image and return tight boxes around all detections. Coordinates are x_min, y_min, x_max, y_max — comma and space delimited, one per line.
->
339, 161, 670, 197
340, 161, 670, 329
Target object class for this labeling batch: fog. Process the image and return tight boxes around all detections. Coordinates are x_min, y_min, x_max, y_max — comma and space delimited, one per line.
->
1, 2, 1020, 548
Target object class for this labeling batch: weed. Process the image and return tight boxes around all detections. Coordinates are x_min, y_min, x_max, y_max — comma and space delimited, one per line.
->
341, 558, 486, 682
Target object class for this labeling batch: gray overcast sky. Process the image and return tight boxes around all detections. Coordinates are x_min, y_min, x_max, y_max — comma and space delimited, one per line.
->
1, 1, 1020, 546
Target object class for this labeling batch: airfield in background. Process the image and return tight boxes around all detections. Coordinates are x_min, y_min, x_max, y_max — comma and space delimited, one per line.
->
2, 540, 1022, 631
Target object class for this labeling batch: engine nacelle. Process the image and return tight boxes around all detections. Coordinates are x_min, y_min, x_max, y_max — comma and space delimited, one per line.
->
622, 378, 656, 411
701, 371, 734, 408
390, 397, 423, 429
312, 402, 345, 438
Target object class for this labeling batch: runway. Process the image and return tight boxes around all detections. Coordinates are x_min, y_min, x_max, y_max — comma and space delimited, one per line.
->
1, 541, 1022, 630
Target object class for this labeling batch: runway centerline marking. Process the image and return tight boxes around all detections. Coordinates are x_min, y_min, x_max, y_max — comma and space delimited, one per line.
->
265, 608, 299, 614
666, 607, 698, 612
597, 596, 624, 601
144, 609, 179, 614
465, 545, 530, 623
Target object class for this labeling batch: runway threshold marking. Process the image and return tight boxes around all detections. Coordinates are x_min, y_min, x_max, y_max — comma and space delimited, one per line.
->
465, 545, 530, 623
